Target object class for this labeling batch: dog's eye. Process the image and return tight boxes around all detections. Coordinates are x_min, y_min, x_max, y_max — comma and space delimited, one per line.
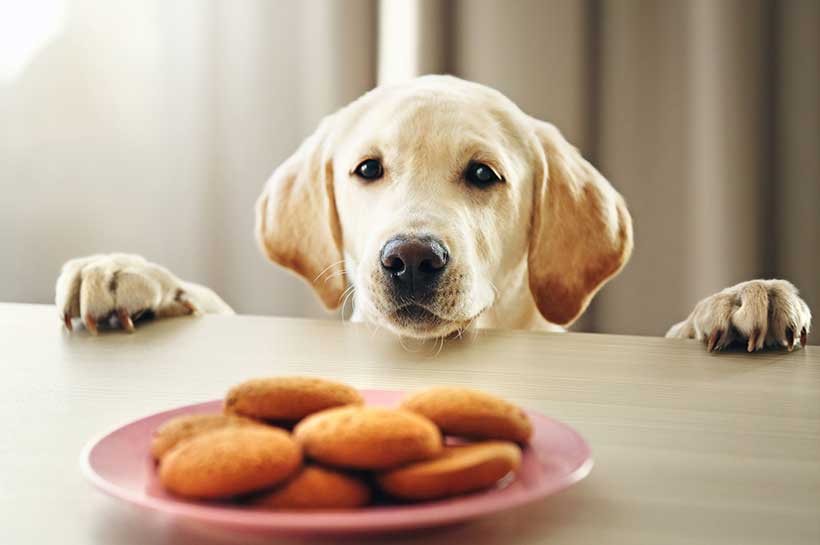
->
464, 162, 502, 187
354, 159, 384, 181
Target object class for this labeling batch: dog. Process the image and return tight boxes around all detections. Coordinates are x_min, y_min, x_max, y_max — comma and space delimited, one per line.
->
55, 76, 811, 352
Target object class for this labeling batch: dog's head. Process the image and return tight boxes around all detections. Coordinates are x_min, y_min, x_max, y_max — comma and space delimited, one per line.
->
256, 76, 632, 338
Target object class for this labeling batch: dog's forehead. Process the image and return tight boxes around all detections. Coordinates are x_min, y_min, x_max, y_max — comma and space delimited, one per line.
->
337, 78, 530, 164
363, 76, 521, 117
381, 90, 517, 140
386, 96, 499, 145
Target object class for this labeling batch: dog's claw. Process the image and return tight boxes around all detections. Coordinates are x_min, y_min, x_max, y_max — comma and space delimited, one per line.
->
84, 315, 98, 335
707, 329, 722, 352
175, 289, 198, 315
785, 327, 795, 352
63, 313, 73, 332
117, 308, 135, 333
747, 328, 760, 353
800, 327, 807, 348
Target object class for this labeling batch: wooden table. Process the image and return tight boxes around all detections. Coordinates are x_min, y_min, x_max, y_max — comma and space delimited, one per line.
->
2, 303, 818, 545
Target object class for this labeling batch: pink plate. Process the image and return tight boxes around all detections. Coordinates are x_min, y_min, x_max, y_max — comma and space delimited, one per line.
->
81, 390, 592, 535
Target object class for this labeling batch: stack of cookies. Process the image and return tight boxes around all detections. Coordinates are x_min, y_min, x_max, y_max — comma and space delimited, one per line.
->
152, 377, 532, 509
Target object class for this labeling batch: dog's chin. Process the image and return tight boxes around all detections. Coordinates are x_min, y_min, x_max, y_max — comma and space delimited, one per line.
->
382, 304, 466, 339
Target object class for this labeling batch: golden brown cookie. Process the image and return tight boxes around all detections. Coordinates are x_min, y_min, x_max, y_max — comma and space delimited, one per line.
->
150, 413, 260, 460
399, 386, 533, 444
377, 441, 522, 500
224, 376, 363, 421
159, 427, 302, 499
251, 465, 371, 510
293, 406, 442, 470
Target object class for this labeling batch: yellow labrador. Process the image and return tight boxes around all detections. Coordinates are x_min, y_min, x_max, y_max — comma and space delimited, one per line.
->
56, 76, 811, 351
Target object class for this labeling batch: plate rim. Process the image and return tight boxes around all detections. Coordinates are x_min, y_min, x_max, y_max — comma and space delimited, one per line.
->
80, 390, 593, 533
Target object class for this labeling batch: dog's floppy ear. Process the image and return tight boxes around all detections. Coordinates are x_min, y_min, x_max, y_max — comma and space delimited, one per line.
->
255, 115, 346, 310
528, 120, 633, 326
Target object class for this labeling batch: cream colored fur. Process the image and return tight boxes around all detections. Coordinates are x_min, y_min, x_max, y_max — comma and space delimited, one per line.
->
55, 76, 811, 351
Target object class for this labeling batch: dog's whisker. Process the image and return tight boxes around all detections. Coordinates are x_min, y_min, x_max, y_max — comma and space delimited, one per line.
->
341, 289, 356, 322
344, 283, 356, 294
488, 281, 501, 301
398, 335, 423, 354
337, 283, 356, 303
312, 259, 346, 283
323, 269, 348, 283
340, 285, 357, 322
455, 325, 466, 340
431, 335, 446, 358
366, 319, 381, 340
470, 319, 481, 340
457, 316, 478, 342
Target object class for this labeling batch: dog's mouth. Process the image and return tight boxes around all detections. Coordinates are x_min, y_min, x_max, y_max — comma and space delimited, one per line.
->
384, 302, 482, 339
391, 304, 445, 327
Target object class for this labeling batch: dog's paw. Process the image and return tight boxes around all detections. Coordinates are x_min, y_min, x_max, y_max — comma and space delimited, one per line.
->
56, 254, 199, 334
668, 279, 811, 352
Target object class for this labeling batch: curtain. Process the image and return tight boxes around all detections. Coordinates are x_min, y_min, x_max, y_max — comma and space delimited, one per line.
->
430, 0, 820, 335
2, 0, 818, 337
0, 0, 375, 319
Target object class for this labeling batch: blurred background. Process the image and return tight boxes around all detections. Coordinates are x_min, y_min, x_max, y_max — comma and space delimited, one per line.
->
1, 0, 818, 336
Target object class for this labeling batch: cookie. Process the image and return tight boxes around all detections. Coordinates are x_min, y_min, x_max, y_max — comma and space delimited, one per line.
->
293, 406, 442, 470
150, 413, 260, 460
251, 465, 371, 510
399, 386, 533, 444
159, 426, 302, 499
224, 376, 363, 421
377, 441, 522, 500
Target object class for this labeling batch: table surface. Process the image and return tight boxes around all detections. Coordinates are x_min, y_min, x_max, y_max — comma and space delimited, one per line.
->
1, 303, 818, 545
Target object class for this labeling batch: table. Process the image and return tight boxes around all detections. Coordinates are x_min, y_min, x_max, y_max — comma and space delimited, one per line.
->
1, 303, 818, 545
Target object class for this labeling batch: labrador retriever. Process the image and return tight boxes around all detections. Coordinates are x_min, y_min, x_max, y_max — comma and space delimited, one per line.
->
55, 76, 811, 351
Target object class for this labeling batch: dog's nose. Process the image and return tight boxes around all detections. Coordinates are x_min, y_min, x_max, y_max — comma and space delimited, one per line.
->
380, 236, 448, 296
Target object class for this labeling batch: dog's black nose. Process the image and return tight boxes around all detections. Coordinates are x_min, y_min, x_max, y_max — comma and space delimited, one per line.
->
380, 236, 448, 297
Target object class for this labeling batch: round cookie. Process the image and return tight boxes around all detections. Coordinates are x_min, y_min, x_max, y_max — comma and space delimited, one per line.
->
251, 465, 371, 510
293, 406, 442, 470
377, 441, 522, 500
159, 427, 302, 499
150, 413, 260, 460
224, 376, 363, 421
399, 386, 533, 444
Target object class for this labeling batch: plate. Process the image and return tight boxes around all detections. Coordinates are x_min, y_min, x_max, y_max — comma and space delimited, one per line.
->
81, 389, 592, 535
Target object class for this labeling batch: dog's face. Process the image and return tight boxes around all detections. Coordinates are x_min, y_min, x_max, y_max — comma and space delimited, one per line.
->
256, 76, 632, 339
331, 84, 534, 337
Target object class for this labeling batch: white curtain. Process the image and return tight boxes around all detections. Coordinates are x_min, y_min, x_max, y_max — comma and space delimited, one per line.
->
0, 0, 375, 318
439, 0, 820, 335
